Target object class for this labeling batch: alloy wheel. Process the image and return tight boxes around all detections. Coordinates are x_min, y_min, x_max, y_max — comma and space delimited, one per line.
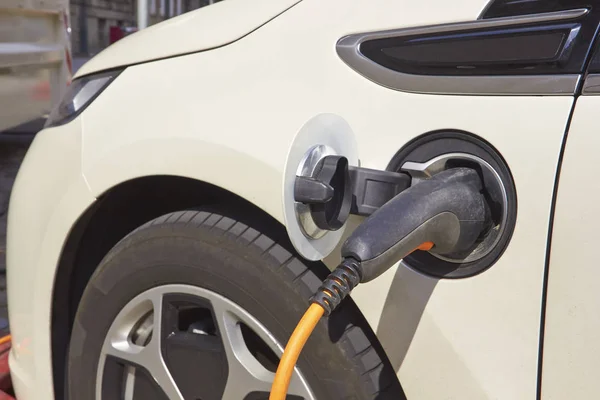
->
95, 284, 316, 400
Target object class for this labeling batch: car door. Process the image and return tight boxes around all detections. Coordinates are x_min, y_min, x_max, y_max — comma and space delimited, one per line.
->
540, 33, 600, 400
283, 0, 600, 398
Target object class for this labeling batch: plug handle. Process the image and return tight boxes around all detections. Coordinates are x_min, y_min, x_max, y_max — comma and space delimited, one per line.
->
341, 167, 489, 282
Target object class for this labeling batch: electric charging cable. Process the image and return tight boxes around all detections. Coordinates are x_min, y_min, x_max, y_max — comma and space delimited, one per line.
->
269, 167, 492, 400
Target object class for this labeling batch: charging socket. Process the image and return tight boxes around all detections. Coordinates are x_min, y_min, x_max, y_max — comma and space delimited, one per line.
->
388, 130, 517, 278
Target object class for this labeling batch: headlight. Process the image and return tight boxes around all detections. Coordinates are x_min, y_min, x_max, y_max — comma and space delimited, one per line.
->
44, 68, 123, 128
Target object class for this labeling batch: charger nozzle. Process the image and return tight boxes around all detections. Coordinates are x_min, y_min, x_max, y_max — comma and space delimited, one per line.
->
274, 167, 491, 400
311, 167, 490, 315
310, 258, 361, 316
343, 167, 490, 283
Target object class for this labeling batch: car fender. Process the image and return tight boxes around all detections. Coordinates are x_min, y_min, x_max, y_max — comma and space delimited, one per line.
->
74, 0, 302, 78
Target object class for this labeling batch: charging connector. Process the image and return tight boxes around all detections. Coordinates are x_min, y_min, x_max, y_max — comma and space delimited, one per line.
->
342, 166, 490, 282
270, 167, 491, 400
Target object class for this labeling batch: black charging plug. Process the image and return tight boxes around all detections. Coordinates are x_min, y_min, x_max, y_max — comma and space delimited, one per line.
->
311, 167, 490, 315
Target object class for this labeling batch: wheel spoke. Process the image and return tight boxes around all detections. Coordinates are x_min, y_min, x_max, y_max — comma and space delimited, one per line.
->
103, 293, 185, 400
123, 366, 136, 400
212, 300, 273, 397
287, 374, 312, 398
212, 301, 309, 399
99, 284, 314, 400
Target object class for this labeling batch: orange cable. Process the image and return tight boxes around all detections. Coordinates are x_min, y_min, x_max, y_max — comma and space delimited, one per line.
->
0, 335, 11, 346
269, 303, 324, 400
269, 242, 434, 399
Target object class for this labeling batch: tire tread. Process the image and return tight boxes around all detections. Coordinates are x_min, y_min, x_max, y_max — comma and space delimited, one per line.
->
81, 209, 402, 399
177, 210, 402, 399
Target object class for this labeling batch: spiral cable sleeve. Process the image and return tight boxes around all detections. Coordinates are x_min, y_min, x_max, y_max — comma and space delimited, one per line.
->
310, 257, 362, 316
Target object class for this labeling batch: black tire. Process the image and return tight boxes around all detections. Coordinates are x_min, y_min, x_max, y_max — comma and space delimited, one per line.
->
66, 210, 404, 399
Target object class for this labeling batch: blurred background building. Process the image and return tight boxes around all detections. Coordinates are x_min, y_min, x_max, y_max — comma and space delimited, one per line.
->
70, 0, 222, 56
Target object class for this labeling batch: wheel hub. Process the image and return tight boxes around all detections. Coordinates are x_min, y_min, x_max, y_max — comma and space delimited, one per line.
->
96, 285, 315, 400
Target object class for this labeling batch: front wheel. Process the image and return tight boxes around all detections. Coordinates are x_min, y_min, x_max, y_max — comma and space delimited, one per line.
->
66, 210, 402, 399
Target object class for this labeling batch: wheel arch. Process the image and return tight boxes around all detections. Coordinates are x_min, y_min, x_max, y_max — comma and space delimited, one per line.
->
50, 174, 395, 398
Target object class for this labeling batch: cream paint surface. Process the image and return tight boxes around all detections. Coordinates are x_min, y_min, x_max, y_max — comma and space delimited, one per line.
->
80, 0, 572, 398
74, 0, 301, 78
541, 97, 600, 399
6, 120, 97, 400
5, 0, 575, 398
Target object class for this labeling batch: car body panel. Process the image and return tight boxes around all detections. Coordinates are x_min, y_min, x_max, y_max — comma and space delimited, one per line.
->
541, 96, 600, 399
7, 0, 596, 399
73, 0, 301, 78
77, 0, 571, 398
6, 119, 96, 400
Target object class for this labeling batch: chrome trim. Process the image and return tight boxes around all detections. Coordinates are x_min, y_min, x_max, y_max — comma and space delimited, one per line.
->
477, 0, 495, 20
582, 74, 600, 94
336, 9, 588, 96
561, 25, 582, 61
476, 2, 590, 20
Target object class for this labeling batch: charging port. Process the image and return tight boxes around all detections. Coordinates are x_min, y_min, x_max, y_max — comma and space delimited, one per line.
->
389, 130, 517, 278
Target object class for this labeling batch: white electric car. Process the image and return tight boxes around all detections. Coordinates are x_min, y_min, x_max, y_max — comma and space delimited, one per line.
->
7, 0, 600, 398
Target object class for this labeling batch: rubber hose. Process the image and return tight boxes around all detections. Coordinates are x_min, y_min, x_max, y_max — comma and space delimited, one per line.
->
269, 303, 324, 400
